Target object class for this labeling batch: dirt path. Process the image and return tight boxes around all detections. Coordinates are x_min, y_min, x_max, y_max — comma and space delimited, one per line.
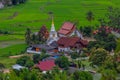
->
0, 40, 25, 48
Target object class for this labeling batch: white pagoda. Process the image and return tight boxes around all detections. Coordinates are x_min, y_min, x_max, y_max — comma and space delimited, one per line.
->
47, 17, 58, 45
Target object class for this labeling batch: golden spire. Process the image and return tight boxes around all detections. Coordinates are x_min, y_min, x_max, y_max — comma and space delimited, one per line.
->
51, 16, 55, 31
52, 16, 54, 26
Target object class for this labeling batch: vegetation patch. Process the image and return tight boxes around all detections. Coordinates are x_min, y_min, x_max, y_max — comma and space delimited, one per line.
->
0, 44, 27, 57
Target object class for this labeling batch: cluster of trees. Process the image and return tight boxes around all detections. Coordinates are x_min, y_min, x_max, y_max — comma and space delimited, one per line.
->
0, 67, 93, 80
107, 7, 120, 29
79, 26, 93, 37
11, 0, 27, 5
16, 56, 34, 69
25, 28, 47, 45
55, 56, 70, 69
89, 48, 120, 80
87, 28, 116, 52
33, 53, 49, 64
1, 0, 27, 6
89, 48, 108, 67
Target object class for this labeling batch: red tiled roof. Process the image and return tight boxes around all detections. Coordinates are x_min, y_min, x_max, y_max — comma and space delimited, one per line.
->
37, 60, 56, 71
58, 29, 69, 34
62, 22, 74, 30
79, 39, 89, 46
58, 22, 76, 35
57, 37, 88, 47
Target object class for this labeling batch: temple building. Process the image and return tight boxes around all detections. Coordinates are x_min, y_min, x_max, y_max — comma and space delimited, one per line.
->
57, 37, 88, 52
58, 22, 76, 37
27, 18, 86, 54
58, 22, 83, 39
47, 18, 58, 45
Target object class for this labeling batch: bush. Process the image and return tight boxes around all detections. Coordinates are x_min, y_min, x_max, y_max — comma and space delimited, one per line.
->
55, 56, 70, 69
16, 56, 34, 68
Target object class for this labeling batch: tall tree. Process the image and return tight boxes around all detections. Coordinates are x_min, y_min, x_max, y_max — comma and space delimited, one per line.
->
89, 48, 108, 66
25, 28, 31, 45
86, 11, 94, 23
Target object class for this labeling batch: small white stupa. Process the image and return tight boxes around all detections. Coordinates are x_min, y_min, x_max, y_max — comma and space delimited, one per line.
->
47, 17, 58, 45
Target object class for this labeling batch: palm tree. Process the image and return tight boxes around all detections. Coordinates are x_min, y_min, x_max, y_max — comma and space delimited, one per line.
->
86, 11, 94, 25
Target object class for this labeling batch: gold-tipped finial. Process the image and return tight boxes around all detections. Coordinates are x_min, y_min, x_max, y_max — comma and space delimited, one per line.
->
51, 16, 55, 31
52, 16, 54, 25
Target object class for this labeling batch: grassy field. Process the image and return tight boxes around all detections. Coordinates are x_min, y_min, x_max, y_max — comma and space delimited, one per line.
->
0, 0, 120, 41
0, 44, 27, 57
0, 44, 27, 68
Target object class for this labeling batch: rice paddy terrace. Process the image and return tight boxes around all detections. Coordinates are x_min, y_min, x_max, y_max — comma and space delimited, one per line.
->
0, 0, 120, 41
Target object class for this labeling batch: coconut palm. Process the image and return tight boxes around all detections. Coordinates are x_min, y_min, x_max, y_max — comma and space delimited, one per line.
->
86, 11, 94, 22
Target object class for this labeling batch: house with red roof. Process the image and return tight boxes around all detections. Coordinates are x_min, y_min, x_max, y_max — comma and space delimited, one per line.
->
58, 22, 76, 37
57, 37, 88, 52
37, 60, 56, 73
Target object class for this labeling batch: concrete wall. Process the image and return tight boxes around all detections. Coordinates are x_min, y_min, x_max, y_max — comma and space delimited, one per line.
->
58, 47, 71, 52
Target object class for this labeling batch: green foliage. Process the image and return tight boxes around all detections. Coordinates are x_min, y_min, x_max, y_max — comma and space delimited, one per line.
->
55, 56, 70, 69
86, 11, 94, 22
19, 69, 38, 80
33, 53, 49, 63
72, 71, 93, 80
11, 0, 26, 5
25, 28, 32, 45
115, 39, 120, 53
71, 52, 80, 59
33, 54, 41, 64
100, 69, 117, 80
25, 60, 34, 69
80, 26, 93, 37
107, 7, 120, 29
16, 56, 34, 68
93, 28, 117, 51
89, 48, 108, 66
103, 56, 115, 69
0, 63, 5, 69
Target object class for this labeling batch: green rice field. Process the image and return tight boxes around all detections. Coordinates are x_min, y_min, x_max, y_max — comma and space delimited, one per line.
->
0, 0, 120, 41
